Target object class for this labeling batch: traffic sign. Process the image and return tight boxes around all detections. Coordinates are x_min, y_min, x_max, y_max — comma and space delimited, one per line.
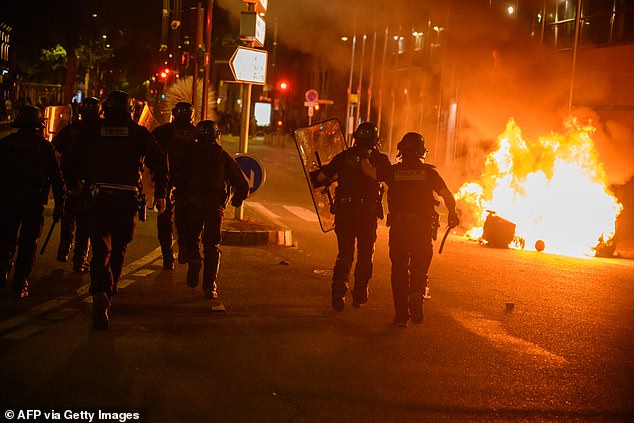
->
229, 46, 268, 85
305, 89, 319, 102
243, 0, 267, 13
235, 153, 266, 196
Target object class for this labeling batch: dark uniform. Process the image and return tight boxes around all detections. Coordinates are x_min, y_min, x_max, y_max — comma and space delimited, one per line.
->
151, 102, 196, 269
317, 122, 391, 312
74, 91, 168, 330
0, 106, 65, 297
52, 97, 100, 272
179, 120, 249, 299
369, 132, 459, 327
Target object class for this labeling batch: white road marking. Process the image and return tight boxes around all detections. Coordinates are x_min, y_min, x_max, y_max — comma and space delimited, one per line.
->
246, 201, 281, 220
450, 310, 568, 366
3, 325, 45, 340
0, 247, 163, 337
283, 205, 319, 222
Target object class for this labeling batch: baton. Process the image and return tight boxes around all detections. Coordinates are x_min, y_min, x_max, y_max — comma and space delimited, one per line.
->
438, 225, 451, 254
314, 151, 335, 210
40, 218, 59, 255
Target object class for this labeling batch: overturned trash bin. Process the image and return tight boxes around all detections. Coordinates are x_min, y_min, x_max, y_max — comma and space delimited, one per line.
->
483, 210, 516, 248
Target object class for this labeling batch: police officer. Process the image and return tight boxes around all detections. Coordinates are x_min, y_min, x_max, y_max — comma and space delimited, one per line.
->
362, 132, 459, 327
0, 106, 65, 297
52, 97, 101, 272
151, 102, 196, 270
75, 90, 168, 330
312, 122, 391, 312
179, 120, 248, 300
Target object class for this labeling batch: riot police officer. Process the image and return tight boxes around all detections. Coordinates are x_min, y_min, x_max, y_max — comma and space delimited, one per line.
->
362, 132, 459, 327
179, 120, 248, 300
52, 96, 101, 272
151, 102, 196, 270
312, 122, 391, 312
0, 106, 65, 297
75, 90, 168, 330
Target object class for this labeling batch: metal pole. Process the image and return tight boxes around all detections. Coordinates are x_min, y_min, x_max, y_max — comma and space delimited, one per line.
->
202, 0, 214, 120
235, 2, 255, 220
376, 26, 388, 133
568, 0, 583, 112
355, 33, 367, 126
345, 32, 357, 142
366, 30, 377, 122
192, 2, 204, 120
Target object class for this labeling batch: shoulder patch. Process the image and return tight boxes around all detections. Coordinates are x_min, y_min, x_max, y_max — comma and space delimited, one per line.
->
394, 169, 427, 181
101, 127, 129, 137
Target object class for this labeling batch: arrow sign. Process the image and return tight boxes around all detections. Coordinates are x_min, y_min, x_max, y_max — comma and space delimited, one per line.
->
229, 46, 268, 85
234, 153, 266, 196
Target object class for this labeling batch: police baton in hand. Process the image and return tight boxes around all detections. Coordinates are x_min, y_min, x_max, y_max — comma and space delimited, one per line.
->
40, 218, 59, 255
438, 225, 451, 255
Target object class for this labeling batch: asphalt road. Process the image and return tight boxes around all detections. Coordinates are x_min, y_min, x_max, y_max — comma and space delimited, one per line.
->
1, 136, 633, 422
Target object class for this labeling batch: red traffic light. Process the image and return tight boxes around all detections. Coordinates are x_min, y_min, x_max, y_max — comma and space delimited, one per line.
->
160, 68, 170, 79
279, 81, 288, 91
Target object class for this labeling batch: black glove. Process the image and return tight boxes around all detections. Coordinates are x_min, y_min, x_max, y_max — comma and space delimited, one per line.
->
448, 212, 460, 229
231, 198, 243, 208
53, 204, 64, 221
309, 169, 324, 188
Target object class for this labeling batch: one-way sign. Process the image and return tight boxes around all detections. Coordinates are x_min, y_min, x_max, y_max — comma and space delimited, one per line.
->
229, 46, 268, 85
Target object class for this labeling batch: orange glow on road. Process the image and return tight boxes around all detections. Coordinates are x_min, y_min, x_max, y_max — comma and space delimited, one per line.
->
456, 118, 622, 257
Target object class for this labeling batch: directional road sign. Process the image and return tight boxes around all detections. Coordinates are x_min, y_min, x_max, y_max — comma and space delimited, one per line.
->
234, 153, 266, 196
229, 46, 268, 85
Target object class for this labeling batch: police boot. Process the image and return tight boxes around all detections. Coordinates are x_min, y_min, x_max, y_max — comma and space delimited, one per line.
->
73, 256, 90, 273
409, 292, 424, 324
331, 282, 348, 313
162, 246, 175, 270
163, 255, 175, 270
72, 240, 91, 272
177, 247, 188, 265
187, 262, 201, 288
203, 281, 218, 300
352, 283, 369, 308
92, 292, 110, 331
56, 243, 71, 263
11, 277, 29, 299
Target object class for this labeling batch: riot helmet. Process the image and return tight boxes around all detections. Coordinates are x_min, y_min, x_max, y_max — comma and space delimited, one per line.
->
103, 90, 132, 118
352, 122, 379, 148
195, 120, 220, 143
172, 102, 194, 123
12, 105, 44, 129
81, 97, 101, 122
397, 132, 427, 159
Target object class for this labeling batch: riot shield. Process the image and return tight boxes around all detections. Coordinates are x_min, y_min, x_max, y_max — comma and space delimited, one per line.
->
43, 105, 72, 141
138, 103, 163, 133
293, 118, 348, 233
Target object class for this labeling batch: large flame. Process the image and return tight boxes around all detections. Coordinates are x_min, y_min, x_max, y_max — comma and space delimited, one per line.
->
456, 118, 623, 257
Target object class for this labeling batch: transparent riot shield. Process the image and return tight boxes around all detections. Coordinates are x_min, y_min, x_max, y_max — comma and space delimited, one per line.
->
43, 105, 72, 141
138, 103, 163, 133
293, 118, 348, 233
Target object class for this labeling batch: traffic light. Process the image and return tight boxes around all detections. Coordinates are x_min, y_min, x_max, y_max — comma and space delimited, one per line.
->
278, 80, 289, 91
160, 68, 170, 79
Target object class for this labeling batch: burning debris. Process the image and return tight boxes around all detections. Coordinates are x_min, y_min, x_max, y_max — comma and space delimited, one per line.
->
457, 119, 623, 257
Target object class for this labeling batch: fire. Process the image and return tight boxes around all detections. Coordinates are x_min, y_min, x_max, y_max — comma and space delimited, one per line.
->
456, 118, 623, 257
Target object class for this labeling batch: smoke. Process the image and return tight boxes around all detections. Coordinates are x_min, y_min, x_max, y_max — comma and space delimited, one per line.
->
216, 0, 633, 186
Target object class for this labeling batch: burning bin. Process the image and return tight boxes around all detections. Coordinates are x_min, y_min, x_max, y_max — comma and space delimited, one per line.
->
483, 211, 516, 248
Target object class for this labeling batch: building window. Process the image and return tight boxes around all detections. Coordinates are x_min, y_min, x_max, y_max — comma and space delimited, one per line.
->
544, 0, 634, 48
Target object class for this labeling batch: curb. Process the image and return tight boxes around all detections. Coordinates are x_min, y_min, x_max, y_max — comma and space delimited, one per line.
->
221, 222, 293, 247
221, 203, 294, 247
